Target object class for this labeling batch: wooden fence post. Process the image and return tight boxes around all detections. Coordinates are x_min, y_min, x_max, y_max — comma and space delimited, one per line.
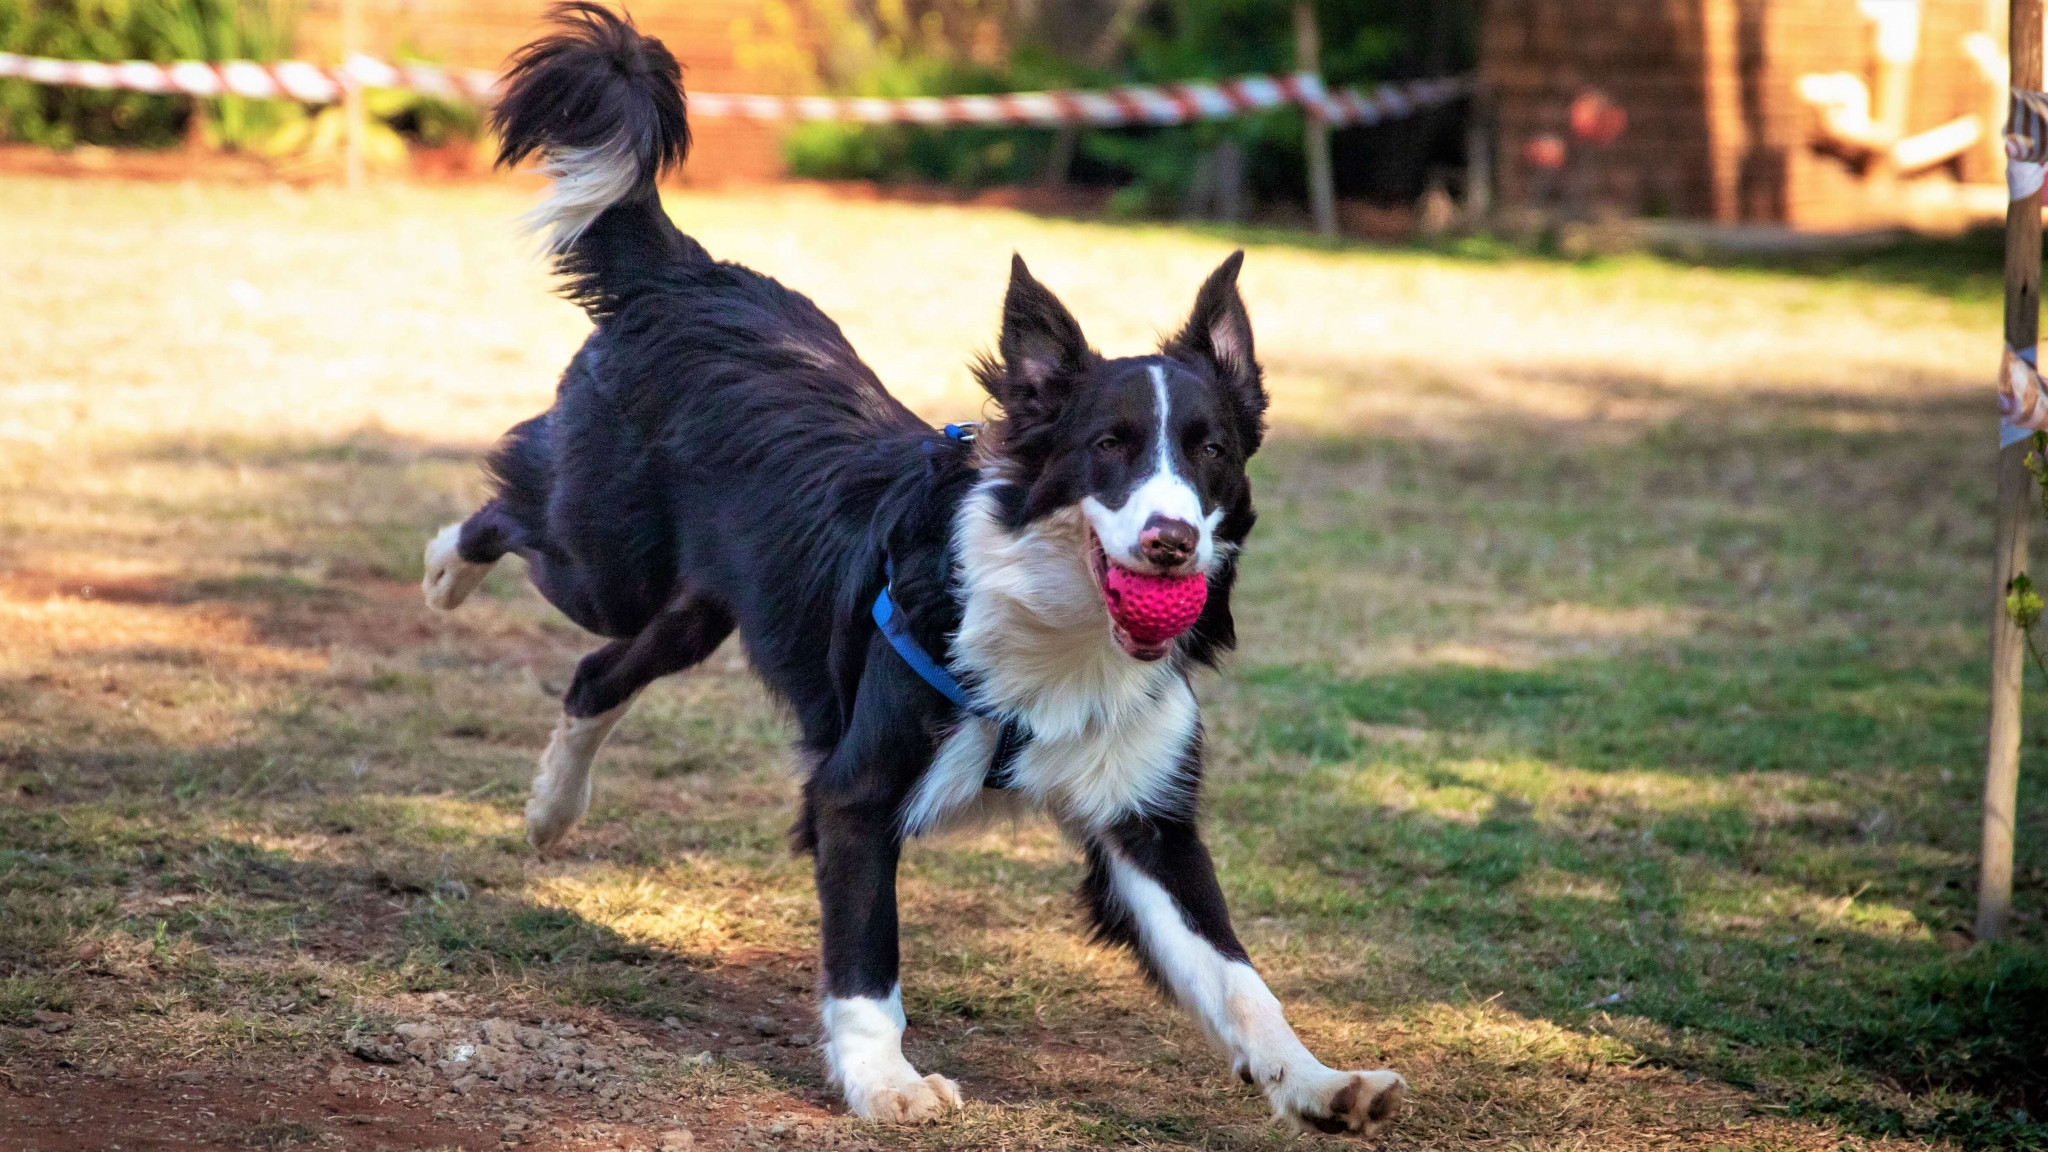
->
1978, 0, 2041, 945
1294, 1, 1337, 238
1464, 89, 1492, 223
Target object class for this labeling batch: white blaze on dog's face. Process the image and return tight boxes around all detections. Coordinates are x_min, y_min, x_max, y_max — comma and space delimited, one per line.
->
1078, 362, 1229, 578
972, 252, 1268, 660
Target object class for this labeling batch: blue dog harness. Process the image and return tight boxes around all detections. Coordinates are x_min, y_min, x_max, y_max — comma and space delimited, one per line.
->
871, 423, 1029, 789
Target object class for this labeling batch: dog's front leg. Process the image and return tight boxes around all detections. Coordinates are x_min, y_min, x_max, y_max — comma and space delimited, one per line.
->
1083, 818, 1404, 1136
810, 787, 962, 1123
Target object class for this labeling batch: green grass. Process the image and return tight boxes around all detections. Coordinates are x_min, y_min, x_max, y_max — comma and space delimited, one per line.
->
0, 176, 2043, 1149
1661, 224, 2018, 304
1195, 416, 2048, 1147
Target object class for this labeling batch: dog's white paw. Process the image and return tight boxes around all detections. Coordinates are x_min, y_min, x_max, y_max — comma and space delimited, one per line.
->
845, 1069, 962, 1124
823, 991, 959, 1125
1272, 1067, 1404, 1138
524, 768, 591, 850
523, 702, 634, 850
525, 716, 597, 849
422, 523, 491, 611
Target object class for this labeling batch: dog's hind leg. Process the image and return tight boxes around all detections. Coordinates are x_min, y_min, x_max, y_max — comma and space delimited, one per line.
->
526, 594, 735, 849
423, 500, 524, 611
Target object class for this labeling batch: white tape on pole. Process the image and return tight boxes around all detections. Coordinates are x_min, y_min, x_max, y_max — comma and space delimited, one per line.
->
2001, 344, 2046, 446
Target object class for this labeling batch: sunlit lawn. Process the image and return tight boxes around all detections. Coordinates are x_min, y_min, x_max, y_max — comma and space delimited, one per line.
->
0, 174, 2043, 1150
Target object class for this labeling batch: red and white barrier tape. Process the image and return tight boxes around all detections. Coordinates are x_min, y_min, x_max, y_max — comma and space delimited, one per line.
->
1318, 76, 1471, 127
0, 50, 1466, 128
691, 75, 1469, 127
688, 74, 1320, 127
0, 52, 499, 103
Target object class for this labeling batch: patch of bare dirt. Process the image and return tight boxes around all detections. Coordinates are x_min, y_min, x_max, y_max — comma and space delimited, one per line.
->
1, 980, 858, 1151
4, 1061, 490, 1150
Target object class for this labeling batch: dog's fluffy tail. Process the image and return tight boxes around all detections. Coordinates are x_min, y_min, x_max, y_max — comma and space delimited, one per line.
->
493, 3, 695, 314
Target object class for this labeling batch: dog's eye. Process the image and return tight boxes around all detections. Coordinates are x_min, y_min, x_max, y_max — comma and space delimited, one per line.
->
1095, 435, 1122, 453
1201, 442, 1224, 459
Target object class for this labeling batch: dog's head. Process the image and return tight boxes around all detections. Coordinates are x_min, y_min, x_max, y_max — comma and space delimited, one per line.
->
973, 252, 1266, 661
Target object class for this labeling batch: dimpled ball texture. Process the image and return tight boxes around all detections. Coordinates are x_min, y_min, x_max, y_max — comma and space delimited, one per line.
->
1101, 566, 1209, 645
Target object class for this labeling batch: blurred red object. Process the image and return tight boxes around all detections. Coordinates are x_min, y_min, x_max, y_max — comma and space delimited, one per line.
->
1570, 90, 1627, 146
1522, 134, 1567, 170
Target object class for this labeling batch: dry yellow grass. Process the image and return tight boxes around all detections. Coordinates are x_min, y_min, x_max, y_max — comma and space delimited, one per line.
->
0, 173, 2037, 1152
0, 178, 1984, 448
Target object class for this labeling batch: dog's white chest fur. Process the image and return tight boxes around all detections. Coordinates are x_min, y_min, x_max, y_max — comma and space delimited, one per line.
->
898, 485, 1198, 835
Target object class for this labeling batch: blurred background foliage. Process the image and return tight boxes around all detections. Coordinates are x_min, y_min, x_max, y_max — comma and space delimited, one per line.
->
0, 0, 296, 148
0, 0, 1474, 217
755, 0, 1475, 215
0, 0, 479, 160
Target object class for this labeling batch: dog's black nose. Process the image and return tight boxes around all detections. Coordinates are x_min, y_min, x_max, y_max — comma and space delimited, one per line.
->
1139, 516, 1198, 568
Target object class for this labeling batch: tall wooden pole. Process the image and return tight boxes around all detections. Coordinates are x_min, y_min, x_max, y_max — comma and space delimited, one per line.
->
1979, 0, 2041, 944
1464, 91, 1492, 223
342, 0, 365, 191
1294, 1, 1337, 238
1039, 0, 1148, 189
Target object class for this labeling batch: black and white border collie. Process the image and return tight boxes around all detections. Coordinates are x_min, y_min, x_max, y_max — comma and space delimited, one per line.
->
421, 4, 1403, 1134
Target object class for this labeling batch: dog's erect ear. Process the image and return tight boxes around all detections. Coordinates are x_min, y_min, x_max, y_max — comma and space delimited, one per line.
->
1167, 250, 1266, 452
985, 254, 1091, 414
1177, 251, 1255, 371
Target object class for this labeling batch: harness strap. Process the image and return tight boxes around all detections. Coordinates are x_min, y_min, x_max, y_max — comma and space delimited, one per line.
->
870, 421, 1028, 790
985, 717, 1026, 789
871, 578, 974, 712
872, 573, 1030, 791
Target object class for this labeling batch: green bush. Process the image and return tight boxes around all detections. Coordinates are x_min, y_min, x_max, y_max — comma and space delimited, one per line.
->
782, 0, 1469, 211
1081, 114, 1297, 217
786, 118, 1044, 187
782, 52, 1058, 187
0, 0, 294, 149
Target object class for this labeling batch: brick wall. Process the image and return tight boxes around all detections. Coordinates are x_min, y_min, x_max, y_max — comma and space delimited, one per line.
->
293, 0, 791, 181
1481, 0, 2001, 227
1483, 0, 1721, 218
1751, 0, 1993, 228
